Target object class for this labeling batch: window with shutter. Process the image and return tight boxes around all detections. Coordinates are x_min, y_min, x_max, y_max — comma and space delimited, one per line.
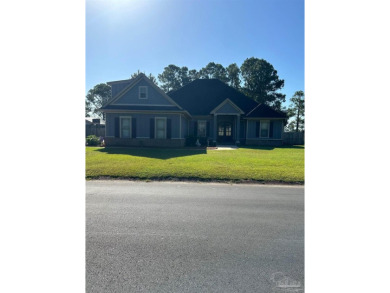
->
120, 117, 132, 138
155, 117, 166, 139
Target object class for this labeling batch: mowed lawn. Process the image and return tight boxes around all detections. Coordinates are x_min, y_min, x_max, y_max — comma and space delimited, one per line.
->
86, 146, 304, 183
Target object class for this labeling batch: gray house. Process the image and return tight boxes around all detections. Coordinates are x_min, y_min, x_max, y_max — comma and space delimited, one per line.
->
100, 73, 287, 147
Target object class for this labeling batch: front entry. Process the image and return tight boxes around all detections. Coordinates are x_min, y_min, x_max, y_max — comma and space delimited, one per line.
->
217, 122, 234, 144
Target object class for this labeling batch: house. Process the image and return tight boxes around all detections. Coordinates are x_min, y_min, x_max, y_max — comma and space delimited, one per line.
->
85, 117, 105, 137
85, 118, 105, 125
100, 73, 287, 147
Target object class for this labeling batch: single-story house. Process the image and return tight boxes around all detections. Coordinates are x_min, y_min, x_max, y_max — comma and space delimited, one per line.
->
100, 73, 287, 147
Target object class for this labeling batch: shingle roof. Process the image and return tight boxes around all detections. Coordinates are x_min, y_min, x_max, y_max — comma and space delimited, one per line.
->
168, 79, 259, 116
245, 103, 287, 118
100, 105, 182, 112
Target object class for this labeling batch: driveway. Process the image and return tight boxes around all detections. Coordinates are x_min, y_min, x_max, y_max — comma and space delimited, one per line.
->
86, 181, 304, 292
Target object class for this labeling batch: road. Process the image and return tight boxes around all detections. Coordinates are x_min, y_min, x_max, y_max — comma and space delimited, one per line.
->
86, 181, 304, 292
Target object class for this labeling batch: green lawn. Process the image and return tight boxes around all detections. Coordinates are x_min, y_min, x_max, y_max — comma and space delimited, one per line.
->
86, 146, 304, 183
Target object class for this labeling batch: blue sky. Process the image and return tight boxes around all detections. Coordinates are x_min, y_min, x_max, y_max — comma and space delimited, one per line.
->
86, 0, 304, 106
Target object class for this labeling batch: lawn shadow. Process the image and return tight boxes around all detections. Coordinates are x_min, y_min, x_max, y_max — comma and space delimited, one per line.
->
95, 147, 207, 160
280, 145, 305, 149
240, 145, 304, 151
239, 146, 275, 151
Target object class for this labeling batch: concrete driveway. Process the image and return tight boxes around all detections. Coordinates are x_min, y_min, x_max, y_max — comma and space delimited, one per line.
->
86, 181, 304, 292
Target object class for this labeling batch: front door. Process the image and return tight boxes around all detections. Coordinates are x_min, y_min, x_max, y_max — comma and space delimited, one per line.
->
218, 122, 233, 143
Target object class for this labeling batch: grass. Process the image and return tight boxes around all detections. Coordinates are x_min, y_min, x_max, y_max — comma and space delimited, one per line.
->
86, 145, 304, 184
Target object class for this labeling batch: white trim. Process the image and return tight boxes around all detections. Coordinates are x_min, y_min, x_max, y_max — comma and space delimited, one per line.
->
155, 117, 167, 139
210, 98, 244, 115
179, 114, 182, 139
244, 117, 285, 120
246, 120, 248, 140
105, 117, 108, 137
119, 116, 132, 138
103, 74, 184, 110
101, 109, 191, 117
103, 74, 144, 107
112, 103, 175, 107
248, 138, 283, 141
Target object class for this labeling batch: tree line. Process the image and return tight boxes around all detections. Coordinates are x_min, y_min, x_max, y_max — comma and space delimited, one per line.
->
86, 57, 304, 131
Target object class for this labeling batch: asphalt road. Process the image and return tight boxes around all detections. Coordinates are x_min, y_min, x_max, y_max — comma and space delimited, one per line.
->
86, 181, 304, 292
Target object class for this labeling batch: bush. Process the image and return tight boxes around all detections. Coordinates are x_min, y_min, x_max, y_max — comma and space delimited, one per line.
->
208, 140, 217, 147
86, 135, 100, 146
185, 136, 212, 147
185, 136, 197, 146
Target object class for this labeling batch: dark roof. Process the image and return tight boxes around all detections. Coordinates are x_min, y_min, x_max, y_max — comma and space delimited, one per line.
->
246, 103, 287, 118
100, 105, 182, 112
168, 79, 259, 116
106, 77, 135, 85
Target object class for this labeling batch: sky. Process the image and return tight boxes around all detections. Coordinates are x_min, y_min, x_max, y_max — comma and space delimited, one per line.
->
86, 0, 304, 106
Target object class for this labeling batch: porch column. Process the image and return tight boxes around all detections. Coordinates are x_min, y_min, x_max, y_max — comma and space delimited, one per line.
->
236, 115, 240, 144
213, 115, 217, 143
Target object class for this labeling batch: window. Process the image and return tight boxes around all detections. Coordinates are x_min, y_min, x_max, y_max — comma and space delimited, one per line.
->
120, 117, 131, 138
218, 126, 224, 136
197, 120, 207, 137
225, 124, 232, 136
139, 86, 148, 99
260, 120, 269, 138
155, 117, 166, 139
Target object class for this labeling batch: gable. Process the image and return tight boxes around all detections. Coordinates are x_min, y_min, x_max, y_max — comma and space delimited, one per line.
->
215, 102, 238, 114
109, 79, 134, 98
212, 99, 244, 114
102, 74, 183, 111
113, 79, 174, 106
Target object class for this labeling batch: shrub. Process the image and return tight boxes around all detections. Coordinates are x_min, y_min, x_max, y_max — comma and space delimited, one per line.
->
185, 136, 212, 147
185, 136, 197, 146
208, 140, 217, 147
86, 135, 100, 146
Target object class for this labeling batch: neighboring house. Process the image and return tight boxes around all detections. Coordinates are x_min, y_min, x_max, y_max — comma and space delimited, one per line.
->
85, 117, 105, 137
85, 118, 105, 125
100, 73, 287, 147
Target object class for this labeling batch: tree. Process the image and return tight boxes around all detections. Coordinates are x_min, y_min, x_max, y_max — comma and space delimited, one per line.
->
158, 65, 184, 92
286, 91, 305, 132
85, 83, 111, 119
179, 66, 191, 87
85, 97, 92, 117
158, 65, 197, 92
199, 62, 229, 83
226, 63, 241, 89
130, 70, 158, 85
188, 69, 199, 81
240, 57, 285, 110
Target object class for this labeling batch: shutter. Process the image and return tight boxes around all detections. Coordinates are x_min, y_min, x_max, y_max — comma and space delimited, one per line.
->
206, 121, 210, 137
255, 121, 260, 138
132, 118, 137, 138
269, 121, 274, 138
115, 117, 120, 138
150, 118, 155, 139
194, 121, 198, 137
167, 119, 172, 139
